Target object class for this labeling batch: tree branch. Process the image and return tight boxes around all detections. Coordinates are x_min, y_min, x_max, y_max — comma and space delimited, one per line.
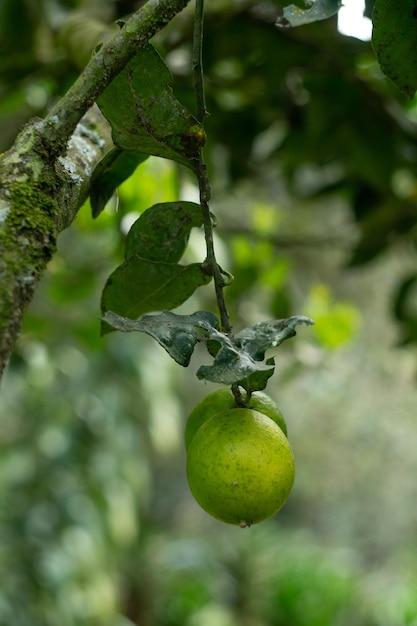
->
0, 0, 191, 379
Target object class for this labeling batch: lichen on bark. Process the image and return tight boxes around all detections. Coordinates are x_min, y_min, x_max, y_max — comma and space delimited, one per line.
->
0, 110, 111, 377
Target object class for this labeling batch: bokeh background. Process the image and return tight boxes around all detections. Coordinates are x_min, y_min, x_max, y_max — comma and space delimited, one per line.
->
2, 0, 417, 624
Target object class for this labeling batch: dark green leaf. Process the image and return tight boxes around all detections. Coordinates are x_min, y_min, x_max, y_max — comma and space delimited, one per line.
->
90, 148, 148, 218
392, 273, 417, 345
393, 272, 417, 323
364, 0, 375, 19
197, 328, 274, 385
372, 0, 417, 98
97, 44, 205, 170
101, 310, 219, 366
125, 201, 203, 262
100, 256, 211, 334
234, 316, 315, 361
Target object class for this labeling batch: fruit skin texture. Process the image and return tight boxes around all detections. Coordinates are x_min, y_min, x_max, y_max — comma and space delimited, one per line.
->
184, 387, 287, 451
186, 408, 295, 527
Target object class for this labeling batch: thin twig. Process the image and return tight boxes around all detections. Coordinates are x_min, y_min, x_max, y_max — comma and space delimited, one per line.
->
192, 0, 208, 124
192, 0, 233, 336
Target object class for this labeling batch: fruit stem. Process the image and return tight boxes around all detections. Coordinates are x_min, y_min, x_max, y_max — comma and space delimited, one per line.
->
232, 383, 246, 406
192, 0, 233, 336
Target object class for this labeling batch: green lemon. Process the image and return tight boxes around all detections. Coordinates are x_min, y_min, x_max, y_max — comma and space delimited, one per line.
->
184, 388, 287, 451
186, 408, 295, 527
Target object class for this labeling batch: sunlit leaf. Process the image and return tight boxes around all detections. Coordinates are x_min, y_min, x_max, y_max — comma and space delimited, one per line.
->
102, 310, 219, 366
97, 44, 205, 171
125, 201, 203, 263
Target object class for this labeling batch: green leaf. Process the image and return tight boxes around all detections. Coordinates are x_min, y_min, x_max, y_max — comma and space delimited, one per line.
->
197, 328, 275, 385
102, 310, 219, 366
364, 0, 374, 19
97, 44, 205, 170
125, 201, 203, 263
234, 316, 315, 361
237, 357, 276, 393
100, 256, 211, 334
278, 0, 341, 27
372, 0, 417, 98
100, 200, 209, 334
198, 316, 314, 384
102, 311, 313, 377
90, 148, 149, 218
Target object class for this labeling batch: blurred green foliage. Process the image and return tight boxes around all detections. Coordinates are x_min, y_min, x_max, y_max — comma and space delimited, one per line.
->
2, 0, 417, 624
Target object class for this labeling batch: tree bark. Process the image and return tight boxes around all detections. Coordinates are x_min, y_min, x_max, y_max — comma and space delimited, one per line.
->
0, 0, 191, 378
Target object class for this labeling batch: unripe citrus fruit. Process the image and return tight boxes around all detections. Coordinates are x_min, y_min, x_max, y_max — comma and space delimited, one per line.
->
184, 387, 287, 451
186, 408, 295, 527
